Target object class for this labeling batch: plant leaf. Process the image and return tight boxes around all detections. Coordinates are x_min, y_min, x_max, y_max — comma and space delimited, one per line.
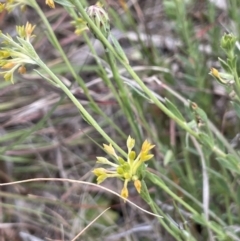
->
165, 98, 186, 122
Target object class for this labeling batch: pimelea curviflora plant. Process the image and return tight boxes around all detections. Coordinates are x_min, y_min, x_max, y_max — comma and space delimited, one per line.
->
0, 22, 36, 83
93, 136, 155, 199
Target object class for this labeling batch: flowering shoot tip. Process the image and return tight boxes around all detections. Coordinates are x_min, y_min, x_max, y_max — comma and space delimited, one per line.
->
93, 136, 155, 199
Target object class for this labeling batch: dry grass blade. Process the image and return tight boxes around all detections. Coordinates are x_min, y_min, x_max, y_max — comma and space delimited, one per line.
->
0, 178, 162, 218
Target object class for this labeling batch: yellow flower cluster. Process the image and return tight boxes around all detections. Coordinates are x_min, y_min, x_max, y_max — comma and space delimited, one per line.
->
0, 22, 36, 83
0, 0, 55, 13
71, 18, 88, 36
0, 0, 27, 12
93, 136, 155, 199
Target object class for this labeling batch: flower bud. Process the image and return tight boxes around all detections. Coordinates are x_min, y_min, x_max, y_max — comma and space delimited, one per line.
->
209, 68, 234, 86
18, 65, 26, 74
121, 186, 129, 199
134, 179, 141, 193
220, 33, 237, 53
85, 4, 110, 39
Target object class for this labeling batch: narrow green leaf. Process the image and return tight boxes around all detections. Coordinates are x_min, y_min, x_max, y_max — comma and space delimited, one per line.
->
192, 213, 206, 225
125, 81, 152, 102
218, 57, 232, 73
216, 154, 240, 174
54, 0, 74, 7
163, 150, 174, 166
34, 69, 59, 87
198, 133, 214, 149
110, 34, 129, 64
165, 98, 186, 122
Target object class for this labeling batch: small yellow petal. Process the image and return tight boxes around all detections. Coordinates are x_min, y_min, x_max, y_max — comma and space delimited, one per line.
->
141, 140, 155, 153
46, 0, 55, 8
209, 67, 232, 85
134, 179, 141, 193
210, 68, 220, 78
121, 186, 129, 199
96, 175, 107, 184
119, 0, 128, 11
3, 72, 13, 83
103, 143, 118, 158
92, 167, 107, 177
140, 154, 154, 162
0, 3, 5, 13
0, 50, 10, 58
25, 22, 36, 39
120, 179, 129, 200
16, 25, 25, 38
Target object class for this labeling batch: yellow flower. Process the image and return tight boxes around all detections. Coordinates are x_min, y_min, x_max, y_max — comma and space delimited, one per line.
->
139, 140, 155, 162
209, 68, 234, 85
25, 22, 36, 40
3, 0, 26, 12
210, 68, 220, 79
103, 143, 118, 159
0, 50, 11, 58
16, 22, 36, 41
121, 180, 129, 199
134, 179, 141, 193
3, 72, 13, 83
92, 168, 108, 184
18, 65, 26, 74
141, 139, 155, 153
121, 186, 128, 199
0, 3, 5, 13
46, 0, 55, 8
1, 62, 15, 69
71, 18, 88, 36
93, 136, 155, 199
0, 22, 38, 83
127, 135, 135, 152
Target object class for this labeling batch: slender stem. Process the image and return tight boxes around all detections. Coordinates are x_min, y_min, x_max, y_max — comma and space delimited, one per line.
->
30, 1, 127, 156
146, 172, 198, 215
105, 50, 141, 139
35, 57, 126, 157
140, 181, 185, 241
146, 172, 228, 238
73, 0, 229, 159
32, 1, 96, 105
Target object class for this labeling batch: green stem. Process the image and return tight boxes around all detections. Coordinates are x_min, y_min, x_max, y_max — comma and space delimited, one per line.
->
29, 0, 128, 156
146, 172, 198, 215
140, 181, 185, 241
73, 0, 228, 159
146, 172, 229, 239
31, 1, 99, 110
35, 57, 126, 157
74, 0, 197, 134
105, 50, 141, 139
